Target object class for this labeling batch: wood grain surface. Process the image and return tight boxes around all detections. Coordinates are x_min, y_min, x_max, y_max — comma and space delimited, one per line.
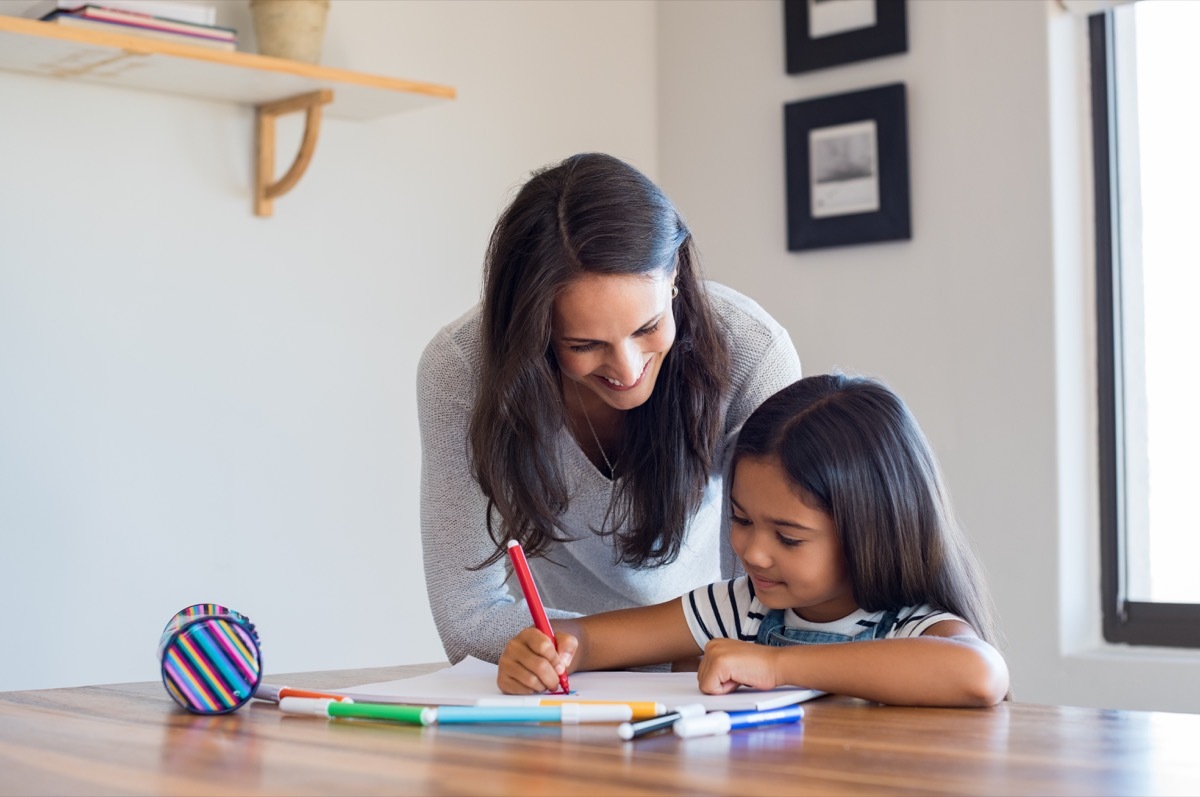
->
2, 663, 1198, 796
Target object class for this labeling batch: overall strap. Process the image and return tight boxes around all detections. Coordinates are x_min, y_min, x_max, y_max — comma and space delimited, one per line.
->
754, 609, 788, 645
871, 609, 901, 639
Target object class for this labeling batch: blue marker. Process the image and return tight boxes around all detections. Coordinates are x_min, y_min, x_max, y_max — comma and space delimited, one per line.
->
672, 704, 804, 738
433, 704, 632, 724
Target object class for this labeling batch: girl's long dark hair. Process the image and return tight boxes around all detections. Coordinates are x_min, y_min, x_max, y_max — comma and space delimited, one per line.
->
470, 153, 731, 568
734, 374, 1001, 648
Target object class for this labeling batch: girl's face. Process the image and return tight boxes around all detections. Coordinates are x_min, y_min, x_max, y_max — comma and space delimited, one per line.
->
551, 271, 677, 413
729, 455, 857, 623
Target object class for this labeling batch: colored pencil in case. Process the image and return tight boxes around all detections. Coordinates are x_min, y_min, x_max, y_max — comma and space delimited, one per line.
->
255, 683, 354, 703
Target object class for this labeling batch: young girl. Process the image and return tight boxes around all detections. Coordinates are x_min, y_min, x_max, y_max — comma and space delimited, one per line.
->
497, 374, 1009, 707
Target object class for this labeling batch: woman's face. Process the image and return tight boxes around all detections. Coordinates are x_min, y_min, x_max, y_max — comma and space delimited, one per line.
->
551, 270, 677, 413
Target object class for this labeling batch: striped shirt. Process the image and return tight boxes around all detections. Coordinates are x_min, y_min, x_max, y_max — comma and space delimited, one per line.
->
683, 576, 964, 647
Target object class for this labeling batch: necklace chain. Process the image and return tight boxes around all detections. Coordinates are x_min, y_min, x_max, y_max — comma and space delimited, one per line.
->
573, 381, 617, 477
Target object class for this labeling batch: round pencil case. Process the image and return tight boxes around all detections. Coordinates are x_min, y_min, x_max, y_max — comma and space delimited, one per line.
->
157, 603, 263, 714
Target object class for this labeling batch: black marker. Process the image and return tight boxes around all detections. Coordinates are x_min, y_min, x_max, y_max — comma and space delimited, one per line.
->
616, 703, 707, 740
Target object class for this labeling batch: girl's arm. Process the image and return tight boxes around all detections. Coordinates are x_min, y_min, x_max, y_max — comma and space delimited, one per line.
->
498, 599, 703, 694
697, 620, 1009, 707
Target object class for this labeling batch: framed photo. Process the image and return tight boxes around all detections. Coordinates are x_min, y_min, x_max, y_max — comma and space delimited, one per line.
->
784, 83, 910, 252
784, 0, 908, 74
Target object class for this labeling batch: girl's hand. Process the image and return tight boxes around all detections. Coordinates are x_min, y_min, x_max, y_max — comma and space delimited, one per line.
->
497, 627, 579, 694
697, 639, 781, 695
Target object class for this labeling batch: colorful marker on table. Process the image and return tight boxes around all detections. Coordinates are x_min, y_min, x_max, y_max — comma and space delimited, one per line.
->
436, 704, 631, 724
254, 684, 354, 703
616, 703, 707, 740
477, 697, 666, 721
506, 539, 570, 695
673, 704, 805, 739
279, 697, 630, 725
281, 697, 432, 725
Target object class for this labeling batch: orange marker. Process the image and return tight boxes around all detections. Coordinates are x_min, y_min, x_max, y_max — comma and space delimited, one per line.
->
254, 684, 354, 703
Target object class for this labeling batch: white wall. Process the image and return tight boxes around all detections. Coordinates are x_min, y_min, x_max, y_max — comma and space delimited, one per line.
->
4, 0, 1199, 714
0, 0, 658, 691
658, 0, 1200, 714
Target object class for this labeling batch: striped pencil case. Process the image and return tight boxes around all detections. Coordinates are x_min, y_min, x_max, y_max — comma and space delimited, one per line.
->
157, 603, 263, 714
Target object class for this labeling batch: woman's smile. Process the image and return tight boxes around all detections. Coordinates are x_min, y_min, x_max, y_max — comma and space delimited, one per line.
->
594, 359, 652, 392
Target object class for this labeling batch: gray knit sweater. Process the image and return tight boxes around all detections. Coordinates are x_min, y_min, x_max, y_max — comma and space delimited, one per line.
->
417, 282, 801, 664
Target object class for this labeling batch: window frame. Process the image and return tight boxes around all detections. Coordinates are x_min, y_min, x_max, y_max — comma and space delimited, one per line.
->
1092, 9, 1200, 648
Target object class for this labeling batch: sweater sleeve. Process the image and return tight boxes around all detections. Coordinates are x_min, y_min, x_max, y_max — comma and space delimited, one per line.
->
417, 326, 564, 664
724, 313, 803, 437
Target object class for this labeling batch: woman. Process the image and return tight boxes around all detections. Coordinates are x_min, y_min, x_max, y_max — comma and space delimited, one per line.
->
418, 153, 801, 664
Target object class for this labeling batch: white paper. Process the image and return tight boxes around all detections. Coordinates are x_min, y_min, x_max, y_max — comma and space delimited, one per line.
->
336, 657, 823, 712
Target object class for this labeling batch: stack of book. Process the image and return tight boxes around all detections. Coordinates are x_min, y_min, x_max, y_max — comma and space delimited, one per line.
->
23, 0, 236, 51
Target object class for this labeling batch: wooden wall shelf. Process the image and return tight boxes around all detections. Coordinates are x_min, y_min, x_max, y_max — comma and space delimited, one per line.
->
0, 15, 457, 215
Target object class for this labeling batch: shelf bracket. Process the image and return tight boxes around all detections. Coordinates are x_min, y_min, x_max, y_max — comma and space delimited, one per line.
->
254, 89, 334, 217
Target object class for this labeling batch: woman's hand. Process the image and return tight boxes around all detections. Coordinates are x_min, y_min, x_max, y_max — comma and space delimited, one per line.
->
497, 627, 579, 694
696, 638, 781, 695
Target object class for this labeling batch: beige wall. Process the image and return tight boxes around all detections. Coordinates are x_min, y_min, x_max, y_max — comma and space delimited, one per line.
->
4, 0, 1199, 713
658, 0, 1200, 713
0, 0, 658, 690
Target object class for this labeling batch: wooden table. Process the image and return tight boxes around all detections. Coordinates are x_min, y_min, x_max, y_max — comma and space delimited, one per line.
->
2, 663, 1198, 796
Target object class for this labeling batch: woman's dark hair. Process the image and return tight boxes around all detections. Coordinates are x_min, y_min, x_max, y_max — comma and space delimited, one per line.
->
470, 153, 731, 568
733, 374, 1001, 648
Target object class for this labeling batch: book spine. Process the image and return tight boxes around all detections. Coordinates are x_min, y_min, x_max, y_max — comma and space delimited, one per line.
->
55, 10, 236, 41
73, 6, 236, 38
76, 0, 216, 26
46, 15, 236, 49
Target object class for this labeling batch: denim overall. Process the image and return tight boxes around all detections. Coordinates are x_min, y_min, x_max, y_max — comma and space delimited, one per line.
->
755, 608, 900, 646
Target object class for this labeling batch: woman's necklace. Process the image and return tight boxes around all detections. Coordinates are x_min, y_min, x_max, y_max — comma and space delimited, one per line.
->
573, 380, 618, 477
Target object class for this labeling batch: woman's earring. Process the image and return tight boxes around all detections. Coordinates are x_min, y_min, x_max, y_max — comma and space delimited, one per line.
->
671, 284, 679, 299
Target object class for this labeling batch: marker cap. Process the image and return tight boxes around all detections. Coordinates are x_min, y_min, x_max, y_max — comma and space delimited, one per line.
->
674, 712, 732, 738
254, 683, 283, 703
668, 703, 708, 719
279, 696, 335, 717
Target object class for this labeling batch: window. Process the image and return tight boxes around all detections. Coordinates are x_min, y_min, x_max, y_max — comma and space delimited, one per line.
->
1092, 1, 1200, 647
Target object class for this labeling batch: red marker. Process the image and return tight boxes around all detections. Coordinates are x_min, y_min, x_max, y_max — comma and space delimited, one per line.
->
506, 540, 570, 695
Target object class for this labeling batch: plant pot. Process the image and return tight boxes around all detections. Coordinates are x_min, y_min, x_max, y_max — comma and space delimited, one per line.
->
250, 0, 330, 64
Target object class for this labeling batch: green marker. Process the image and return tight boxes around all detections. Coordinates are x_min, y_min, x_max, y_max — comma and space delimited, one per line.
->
280, 696, 434, 725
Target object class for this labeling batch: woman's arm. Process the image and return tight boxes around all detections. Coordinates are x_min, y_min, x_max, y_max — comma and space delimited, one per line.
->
498, 599, 703, 694
697, 620, 1009, 707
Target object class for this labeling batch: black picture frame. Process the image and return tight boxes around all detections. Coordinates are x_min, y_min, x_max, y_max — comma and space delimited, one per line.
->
784, 82, 910, 252
784, 0, 908, 74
